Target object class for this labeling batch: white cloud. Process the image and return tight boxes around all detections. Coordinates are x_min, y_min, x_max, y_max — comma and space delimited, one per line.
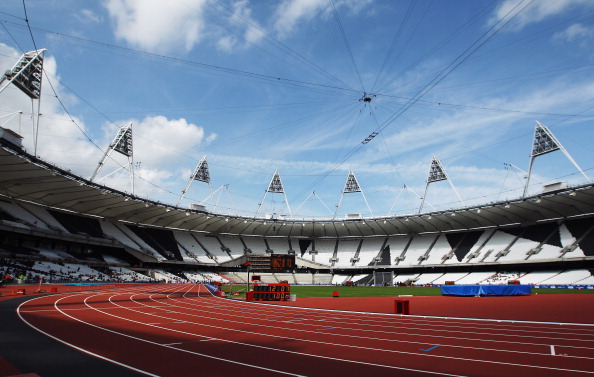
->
490, 0, 590, 31
0, 44, 92, 165
104, 0, 207, 53
133, 116, 204, 168
214, 0, 265, 52
553, 23, 594, 44
273, 0, 326, 38
231, 0, 264, 45
272, 0, 372, 38
76, 9, 103, 24
95, 115, 207, 195
205, 133, 218, 145
0, 44, 208, 200
216, 35, 237, 52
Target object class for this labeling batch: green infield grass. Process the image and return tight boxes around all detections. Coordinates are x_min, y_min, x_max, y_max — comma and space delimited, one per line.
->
222, 284, 594, 298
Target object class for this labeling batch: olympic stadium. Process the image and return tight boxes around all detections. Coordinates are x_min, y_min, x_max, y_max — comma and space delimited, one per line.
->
2, 2, 594, 376
2, 114, 594, 285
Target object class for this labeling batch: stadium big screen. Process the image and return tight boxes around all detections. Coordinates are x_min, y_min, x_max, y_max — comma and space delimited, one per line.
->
270, 254, 295, 270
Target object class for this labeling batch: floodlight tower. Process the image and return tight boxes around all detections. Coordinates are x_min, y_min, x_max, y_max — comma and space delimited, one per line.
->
256, 170, 292, 218
333, 170, 373, 219
418, 156, 464, 213
89, 122, 135, 194
0, 49, 46, 153
523, 121, 591, 197
177, 155, 212, 207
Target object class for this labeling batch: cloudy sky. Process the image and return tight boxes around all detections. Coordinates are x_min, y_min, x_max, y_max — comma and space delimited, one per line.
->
1, 0, 593, 219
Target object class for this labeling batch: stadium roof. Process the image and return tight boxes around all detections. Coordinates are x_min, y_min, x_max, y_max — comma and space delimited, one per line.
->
2, 136, 594, 239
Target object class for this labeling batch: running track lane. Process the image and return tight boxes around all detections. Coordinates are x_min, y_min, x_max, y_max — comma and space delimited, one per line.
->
17, 284, 594, 377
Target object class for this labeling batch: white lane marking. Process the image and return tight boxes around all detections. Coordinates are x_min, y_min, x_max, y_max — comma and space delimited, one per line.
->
16, 297, 160, 377
21, 286, 594, 376
161, 297, 594, 343
139, 291, 594, 357
82, 291, 467, 377
105, 288, 594, 374
70, 291, 305, 376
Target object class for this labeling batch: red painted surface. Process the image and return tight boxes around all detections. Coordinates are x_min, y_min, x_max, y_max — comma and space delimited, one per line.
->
271, 294, 594, 323
0, 356, 22, 376
14, 284, 594, 377
0, 284, 149, 302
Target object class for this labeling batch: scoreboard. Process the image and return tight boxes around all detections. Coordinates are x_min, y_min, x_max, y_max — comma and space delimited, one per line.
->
248, 283, 290, 301
270, 254, 295, 270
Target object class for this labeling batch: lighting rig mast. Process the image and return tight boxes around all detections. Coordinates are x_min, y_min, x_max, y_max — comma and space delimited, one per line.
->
177, 155, 212, 207
334, 170, 373, 219
419, 156, 464, 213
256, 170, 292, 218
89, 122, 135, 195
0, 49, 46, 153
523, 121, 590, 197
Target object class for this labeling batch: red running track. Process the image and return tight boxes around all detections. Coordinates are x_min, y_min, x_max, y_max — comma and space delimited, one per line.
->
16, 284, 594, 377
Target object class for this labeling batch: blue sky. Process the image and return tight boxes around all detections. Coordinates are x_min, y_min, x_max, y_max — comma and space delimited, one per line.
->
1, 0, 594, 219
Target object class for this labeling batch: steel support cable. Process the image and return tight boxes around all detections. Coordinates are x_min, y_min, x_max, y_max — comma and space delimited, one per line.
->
330, 0, 366, 93
294, 129, 368, 199
37, 73, 173, 199
291, 99, 390, 200
0, 22, 25, 52
463, 9, 594, 69
42, 73, 107, 161
370, 0, 419, 93
370, 0, 536, 142
94, 99, 347, 118
10, 2, 110, 165
381, 7, 594, 97
135, 101, 351, 173
378, 90, 594, 119
369, 104, 400, 172
207, 101, 355, 152
271, 104, 363, 170
333, 102, 365, 163
0, 10, 25, 20
21, 0, 38, 51
241, 107, 365, 199
298, 0, 534, 195
294, 95, 421, 196
374, 0, 497, 95
0, 20, 361, 99
61, 71, 350, 121
3, 10, 369, 188
54, 68, 357, 183
210, 0, 355, 91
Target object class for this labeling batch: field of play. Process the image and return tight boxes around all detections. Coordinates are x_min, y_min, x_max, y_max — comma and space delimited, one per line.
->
223, 284, 594, 298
